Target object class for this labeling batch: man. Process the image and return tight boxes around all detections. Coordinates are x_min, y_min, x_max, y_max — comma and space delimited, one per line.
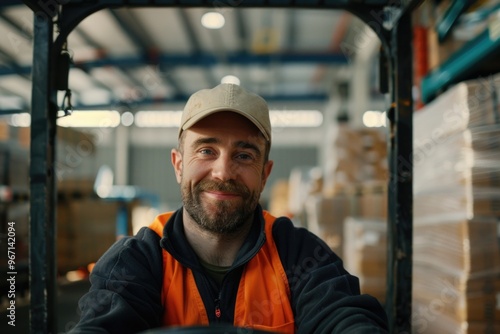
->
71, 83, 388, 333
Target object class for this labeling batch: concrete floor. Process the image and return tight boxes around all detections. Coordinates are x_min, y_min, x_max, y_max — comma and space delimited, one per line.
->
0, 279, 90, 334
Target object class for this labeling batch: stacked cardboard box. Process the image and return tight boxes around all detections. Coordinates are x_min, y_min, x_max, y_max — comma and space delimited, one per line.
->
57, 198, 119, 273
268, 179, 291, 218
287, 166, 323, 224
305, 192, 354, 257
413, 217, 500, 332
303, 123, 388, 263
323, 124, 387, 197
343, 217, 387, 304
284, 123, 388, 281
354, 181, 388, 219
413, 74, 500, 333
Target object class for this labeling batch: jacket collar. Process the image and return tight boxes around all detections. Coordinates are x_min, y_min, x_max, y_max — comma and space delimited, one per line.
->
159, 205, 267, 271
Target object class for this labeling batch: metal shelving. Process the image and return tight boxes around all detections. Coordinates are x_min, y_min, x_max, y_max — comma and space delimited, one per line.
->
422, 16, 500, 103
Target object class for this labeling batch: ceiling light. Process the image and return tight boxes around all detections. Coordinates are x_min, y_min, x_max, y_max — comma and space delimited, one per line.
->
201, 12, 225, 29
135, 111, 182, 128
221, 75, 240, 85
363, 110, 387, 128
270, 110, 323, 127
57, 110, 121, 128
8, 113, 31, 127
121, 111, 134, 127
133, 110, 323, 128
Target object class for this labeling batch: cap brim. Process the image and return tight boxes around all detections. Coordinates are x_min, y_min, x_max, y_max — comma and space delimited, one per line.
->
179, 107, 270, 141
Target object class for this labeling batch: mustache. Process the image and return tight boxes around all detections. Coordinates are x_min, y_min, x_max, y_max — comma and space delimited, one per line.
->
197, 180, 250, 196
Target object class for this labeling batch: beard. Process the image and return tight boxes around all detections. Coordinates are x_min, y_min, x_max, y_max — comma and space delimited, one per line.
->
181, 178, 260, 235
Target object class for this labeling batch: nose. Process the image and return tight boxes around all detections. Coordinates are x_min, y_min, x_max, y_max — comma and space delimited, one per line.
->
211, 154, 237, 181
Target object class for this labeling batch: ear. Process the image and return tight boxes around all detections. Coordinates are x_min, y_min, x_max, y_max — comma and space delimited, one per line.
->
171, 148, 183, 184
260, 160, 274, 192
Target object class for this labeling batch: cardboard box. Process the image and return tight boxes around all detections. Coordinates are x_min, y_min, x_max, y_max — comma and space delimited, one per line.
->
17, 127, 30, 148
343, 217, 387, 303
413, 267, 500, 323
357, 190, 388, 219
57, 199, 119, 273
305, 194, 354, 257
287, 166, 322, 216
0, 120, 9, 141
414, 218, 500, 274
322, 124, 388, 197
268, 179, 291, 218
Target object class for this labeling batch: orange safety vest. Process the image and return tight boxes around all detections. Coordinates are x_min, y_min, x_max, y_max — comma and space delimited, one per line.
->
148, 211, 295, 333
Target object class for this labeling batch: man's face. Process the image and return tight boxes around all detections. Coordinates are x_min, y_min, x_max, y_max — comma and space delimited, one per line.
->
171, 111, 273, 235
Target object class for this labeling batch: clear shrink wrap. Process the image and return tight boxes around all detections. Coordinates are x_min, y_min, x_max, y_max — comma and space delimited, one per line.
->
413, 73, 500, 333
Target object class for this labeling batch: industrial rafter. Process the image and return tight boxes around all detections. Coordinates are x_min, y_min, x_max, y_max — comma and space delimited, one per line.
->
110, 8, 185, 95
0, 10, 32, 40
178, 8, 218, 87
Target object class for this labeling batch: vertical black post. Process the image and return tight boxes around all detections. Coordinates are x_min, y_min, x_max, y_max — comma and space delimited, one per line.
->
386, 12, 413, 334
30, 13, 57, 334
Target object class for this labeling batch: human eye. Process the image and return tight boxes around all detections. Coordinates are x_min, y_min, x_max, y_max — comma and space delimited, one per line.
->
234, 141, 261, 162
235, 152, 254, 161
199, 148, 215, 156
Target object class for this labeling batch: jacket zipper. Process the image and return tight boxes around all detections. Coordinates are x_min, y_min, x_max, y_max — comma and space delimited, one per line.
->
214, 290, 222, 321
214, 298, 221, 320
211, 235, 266, 323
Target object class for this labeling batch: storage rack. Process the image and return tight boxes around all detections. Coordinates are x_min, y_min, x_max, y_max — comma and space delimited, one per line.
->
21, 0, 421, 333
422, 9, 500, 103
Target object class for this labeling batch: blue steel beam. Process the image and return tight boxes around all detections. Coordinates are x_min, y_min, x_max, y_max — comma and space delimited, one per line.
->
0, 64, 31, 75
0, 92, 329, 114
422, 22, 500, 103
70, 92, 329, 109
95, 52, 348, 67
0, 51, 349, 76
436, 0, 475, 42
107, 51, 346, 66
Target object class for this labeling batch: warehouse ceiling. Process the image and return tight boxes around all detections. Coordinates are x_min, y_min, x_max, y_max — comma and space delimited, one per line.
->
0, 2, 382, 117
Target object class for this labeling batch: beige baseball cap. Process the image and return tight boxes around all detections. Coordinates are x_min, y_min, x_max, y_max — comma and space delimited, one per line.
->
179, 83, 271, 141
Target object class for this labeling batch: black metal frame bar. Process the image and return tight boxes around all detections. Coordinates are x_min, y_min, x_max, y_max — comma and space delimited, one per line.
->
23, 1, 416, 333
386, 11, 414, 333
29, 11, 57, 334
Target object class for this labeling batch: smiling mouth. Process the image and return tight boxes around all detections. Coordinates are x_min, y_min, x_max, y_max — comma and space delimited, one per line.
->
197, 180, 248, 200
203, 191, 241, 200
